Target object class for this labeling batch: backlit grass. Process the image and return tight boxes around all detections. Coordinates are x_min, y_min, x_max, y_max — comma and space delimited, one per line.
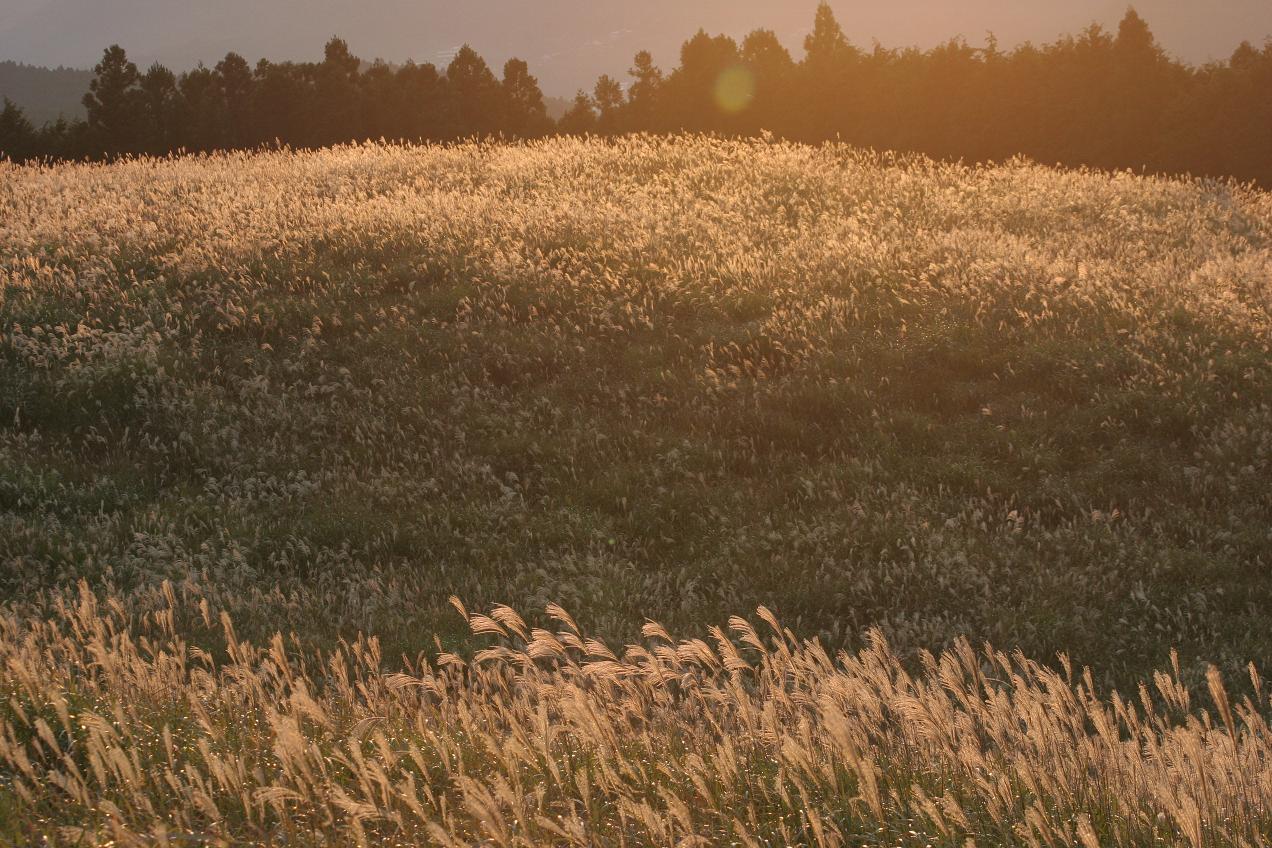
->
1, 136, 1270, 844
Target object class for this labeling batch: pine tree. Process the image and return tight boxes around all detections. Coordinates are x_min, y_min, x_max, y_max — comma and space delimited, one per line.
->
501, 58, 551, 138
83, 45, 144, 154
1109, 9, 1169, 169
804, 3, 851, 68
178, 66, 226, 151
250, 59, 311, 148
663, 30, 741, 131
138, 63, 179, 154
1115, 8, 1159, 63
557, 90, 597, 135
799, 3, 860, 141
626, 51, 664, 131
215, 53, 255, 147
593, 75, 624, 134
742, 29, 795, 132
0, 98, 37, 161
315, 37, 362, 145
447, 45, 503, 137
396, 61, 448, 140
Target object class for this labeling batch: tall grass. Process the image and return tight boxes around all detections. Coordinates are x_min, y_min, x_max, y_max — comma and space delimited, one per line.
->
3, 137, 1269, 684
1, 136, 1271, 843
1, 581, 1269, 846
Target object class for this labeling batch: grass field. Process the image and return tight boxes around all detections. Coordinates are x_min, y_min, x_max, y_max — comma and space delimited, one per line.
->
1, 136, 1270, 845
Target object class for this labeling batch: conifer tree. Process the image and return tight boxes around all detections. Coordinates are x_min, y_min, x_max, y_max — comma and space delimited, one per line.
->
315, 38, 362, 145
804, 3, 852, 69
742, 29, 795, 132
626, 51, 664, 131
397, 61, 448, 140
1115, 8, 1159, 63
447, 46, 503, 137
83, 45, 144, 154
663, 30, 741, 131
501, 58, 551, 138
138, 63, 179, 154
215, 53, 255, 147
0, 98, 36, 161
593, 75, 624, 134
557, 90, 597, 135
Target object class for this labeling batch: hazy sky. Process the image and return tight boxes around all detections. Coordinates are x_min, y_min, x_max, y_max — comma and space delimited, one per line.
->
3, 1, 1270, 94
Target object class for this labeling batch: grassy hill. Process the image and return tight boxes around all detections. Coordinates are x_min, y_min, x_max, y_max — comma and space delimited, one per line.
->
0, 136, 1270, 844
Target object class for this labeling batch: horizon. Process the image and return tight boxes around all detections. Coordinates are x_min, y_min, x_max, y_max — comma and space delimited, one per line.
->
2, 0, 1271, 96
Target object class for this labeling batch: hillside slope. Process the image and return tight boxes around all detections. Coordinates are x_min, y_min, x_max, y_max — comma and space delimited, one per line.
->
0, 60, 89, 125
0, 137, 1269, 687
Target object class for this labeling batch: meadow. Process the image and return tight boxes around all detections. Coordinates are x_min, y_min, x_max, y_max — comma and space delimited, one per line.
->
0, 136, 1270, 845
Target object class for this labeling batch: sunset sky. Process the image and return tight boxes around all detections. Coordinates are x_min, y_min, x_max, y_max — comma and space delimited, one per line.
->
3, 0, 1270, 94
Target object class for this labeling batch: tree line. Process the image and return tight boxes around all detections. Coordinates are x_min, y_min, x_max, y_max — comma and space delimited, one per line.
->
2, 4, 1270, 186
0, 38, 551, 160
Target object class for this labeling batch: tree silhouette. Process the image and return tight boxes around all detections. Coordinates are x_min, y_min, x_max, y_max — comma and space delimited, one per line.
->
557, 90, 597, 135
1106, 10, 1175, 169
1115, 8, 1159, 63
177, 66, 227, 151
138, 63, 179, 154
741, 29, 795, 132
83, 45, 144, 154
360, 61, 401, 140
592, 75, 624, 134
8, 16, 1272, 189
798, 4, 859, 140
396, 61, 448, 140
251, 60, 310, 147
662, 30, 741, 132
804, 2, 852, 69
0, 98, 36, 160
626, 51, 664, 132
314, 38, 362, 146
501, 58, 551, 138
215, 53, 254, 148
447, 46, 503, 138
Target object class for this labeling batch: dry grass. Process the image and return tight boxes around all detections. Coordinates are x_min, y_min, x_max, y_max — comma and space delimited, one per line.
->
2, 136, 1271, 844
2, 137, 1269, 682
1, 581, 1270, 847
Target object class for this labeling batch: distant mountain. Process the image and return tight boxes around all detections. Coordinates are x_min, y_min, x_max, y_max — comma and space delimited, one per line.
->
2, 0, 1270, 97
0, 61, 89, 126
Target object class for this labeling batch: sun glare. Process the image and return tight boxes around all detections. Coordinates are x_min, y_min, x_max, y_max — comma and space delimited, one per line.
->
714, 64, 756, 114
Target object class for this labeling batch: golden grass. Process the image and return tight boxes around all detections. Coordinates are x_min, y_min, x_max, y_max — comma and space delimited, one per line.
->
1, 581, 1270, 846
1, 137, 1269, 682
2, 136, 1271, 845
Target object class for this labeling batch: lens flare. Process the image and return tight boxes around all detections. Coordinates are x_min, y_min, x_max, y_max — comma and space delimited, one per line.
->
714, 65, 756, 114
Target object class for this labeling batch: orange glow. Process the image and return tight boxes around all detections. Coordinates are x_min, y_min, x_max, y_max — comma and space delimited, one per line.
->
714, 64, 755, 113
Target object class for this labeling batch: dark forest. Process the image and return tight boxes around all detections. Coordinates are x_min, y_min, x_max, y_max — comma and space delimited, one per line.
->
2, 4, 1270, 185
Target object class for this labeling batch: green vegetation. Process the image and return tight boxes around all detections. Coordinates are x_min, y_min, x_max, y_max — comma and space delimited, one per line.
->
0, 135, 1269, 844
